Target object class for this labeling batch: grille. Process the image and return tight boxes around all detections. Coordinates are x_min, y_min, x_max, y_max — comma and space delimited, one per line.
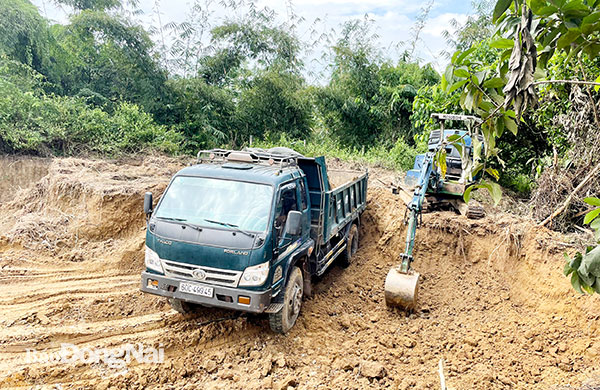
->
161, 259, 242, 287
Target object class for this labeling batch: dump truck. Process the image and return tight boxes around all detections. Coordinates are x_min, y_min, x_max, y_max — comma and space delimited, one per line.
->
141, 148, 368, 333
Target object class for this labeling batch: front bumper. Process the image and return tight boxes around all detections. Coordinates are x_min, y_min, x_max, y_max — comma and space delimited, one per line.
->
140, 271, 272, 313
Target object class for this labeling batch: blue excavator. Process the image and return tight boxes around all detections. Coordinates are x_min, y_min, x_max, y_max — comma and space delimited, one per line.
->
385, 113, 485, 309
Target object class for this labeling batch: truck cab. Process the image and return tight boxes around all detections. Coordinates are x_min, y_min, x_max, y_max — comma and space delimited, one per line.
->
141, 148, 367, 333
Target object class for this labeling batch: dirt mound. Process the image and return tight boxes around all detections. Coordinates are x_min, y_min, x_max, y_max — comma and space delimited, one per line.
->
0, 156, 599, 390
0, 157, 184, 257
0, 156, 50, 204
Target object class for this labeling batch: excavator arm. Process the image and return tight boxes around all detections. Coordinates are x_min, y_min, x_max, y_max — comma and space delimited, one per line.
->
399, 151, 435, 273
385, 151, 439, 309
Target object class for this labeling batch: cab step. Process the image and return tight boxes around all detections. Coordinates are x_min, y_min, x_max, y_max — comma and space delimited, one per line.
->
264, 303, 284, 313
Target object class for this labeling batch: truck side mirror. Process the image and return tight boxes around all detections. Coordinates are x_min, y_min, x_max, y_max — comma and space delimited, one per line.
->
144, 192, 153, 215
284, 210, 302, 236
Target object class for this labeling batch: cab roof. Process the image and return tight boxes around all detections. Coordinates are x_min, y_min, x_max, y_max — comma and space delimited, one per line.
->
175, 161, 301, 186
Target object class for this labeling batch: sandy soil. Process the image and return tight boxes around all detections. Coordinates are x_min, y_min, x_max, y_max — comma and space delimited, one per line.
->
0, 156, 599, 390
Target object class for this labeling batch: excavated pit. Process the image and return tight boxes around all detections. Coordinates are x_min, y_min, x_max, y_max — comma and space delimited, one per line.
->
0, 156, 599, 390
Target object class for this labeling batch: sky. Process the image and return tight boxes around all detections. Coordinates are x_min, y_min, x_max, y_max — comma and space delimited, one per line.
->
31, 0, 477, 80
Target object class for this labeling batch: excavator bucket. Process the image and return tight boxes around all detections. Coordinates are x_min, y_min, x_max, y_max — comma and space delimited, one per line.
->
384, 268, 420, 309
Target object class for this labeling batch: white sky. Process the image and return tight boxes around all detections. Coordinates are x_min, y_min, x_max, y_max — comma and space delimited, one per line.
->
31, 0, 475, 81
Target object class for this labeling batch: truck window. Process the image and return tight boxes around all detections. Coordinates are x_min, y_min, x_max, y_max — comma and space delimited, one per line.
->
154, 176, 273, 232
275, 185, 298, 241
299, 178, 307, 211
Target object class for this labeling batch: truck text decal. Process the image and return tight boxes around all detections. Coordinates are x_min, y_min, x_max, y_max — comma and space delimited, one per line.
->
224, 249, 249, 255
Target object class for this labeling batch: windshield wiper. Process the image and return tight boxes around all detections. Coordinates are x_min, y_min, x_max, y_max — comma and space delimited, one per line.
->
203, 219, 255, 238
155, 216, 203, 232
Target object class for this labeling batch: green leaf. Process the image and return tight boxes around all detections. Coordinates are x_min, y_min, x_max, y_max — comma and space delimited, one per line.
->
584, 197, 600, 206
451, 50, 462, 64
493, 0, 512, 22
590, 218, 600, 231
463, 184, 476, 203
530, 0, 547, 13
464, 89, 475, 111
504, 117, 518, 135
456, 47, 476, 63
454, 68, 471, 78
571, 272, 583, 294
579, 245, 600, 278
562, 1, 590, 15
490, 38, 514, 49
448, 79, 468, 93
488, 181, 502, 205
537, 5, 559, 17
581, 281, 595, 295
472, 162, 484, 178
441, 74, 448, 92
571, 252, 583, 271
564, 259, 574, 276
582, 11, 600, 25
557, 29, 582, 49
483, 77, 505, 88
584, 208, 600, 225
444, 65, 454, 89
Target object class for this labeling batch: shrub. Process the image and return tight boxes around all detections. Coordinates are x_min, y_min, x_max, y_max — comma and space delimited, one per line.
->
0, 70, 182, 156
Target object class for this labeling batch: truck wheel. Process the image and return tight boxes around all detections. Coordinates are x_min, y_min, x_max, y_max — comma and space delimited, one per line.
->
167, 298, 196, 314
340, 224, 359, 267
269, 266, 303, 334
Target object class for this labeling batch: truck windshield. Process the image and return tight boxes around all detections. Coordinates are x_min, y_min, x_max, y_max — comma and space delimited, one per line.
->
155, 176, 273, 232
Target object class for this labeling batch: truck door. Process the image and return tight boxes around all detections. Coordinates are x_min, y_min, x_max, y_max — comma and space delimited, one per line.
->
274, 183, 300, 251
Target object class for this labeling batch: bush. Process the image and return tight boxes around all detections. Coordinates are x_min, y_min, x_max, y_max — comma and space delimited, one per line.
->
0, 68, 182, 156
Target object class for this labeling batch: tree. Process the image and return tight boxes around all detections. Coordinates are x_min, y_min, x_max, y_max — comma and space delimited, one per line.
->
169, 6, 311, 150
52, 9, 171, 120
0, 0, 61, 88
316, 19, 440, 148
445, 0, 600, 294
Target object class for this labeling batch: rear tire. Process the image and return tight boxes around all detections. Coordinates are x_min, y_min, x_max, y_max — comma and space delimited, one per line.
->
340, 224, 359, 267
167, 298, 197, 314
269, 266, 303, 334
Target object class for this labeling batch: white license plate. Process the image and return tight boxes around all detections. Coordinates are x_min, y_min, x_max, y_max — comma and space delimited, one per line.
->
179, 282, 214, 298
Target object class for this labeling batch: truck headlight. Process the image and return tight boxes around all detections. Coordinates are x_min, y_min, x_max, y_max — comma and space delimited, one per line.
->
145, 246, 163, 273
239, 261, 269, 287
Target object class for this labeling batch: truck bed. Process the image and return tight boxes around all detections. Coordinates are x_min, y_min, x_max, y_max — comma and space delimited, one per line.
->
327, 169, 363, 189
298, 157, 367, 246
323, 169, 368, 244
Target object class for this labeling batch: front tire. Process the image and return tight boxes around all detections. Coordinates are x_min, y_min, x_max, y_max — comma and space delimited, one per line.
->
167, 298, 197, 314
269, 266, 303, 334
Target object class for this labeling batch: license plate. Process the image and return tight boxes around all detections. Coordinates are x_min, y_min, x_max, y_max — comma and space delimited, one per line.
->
179, 282, 214, 298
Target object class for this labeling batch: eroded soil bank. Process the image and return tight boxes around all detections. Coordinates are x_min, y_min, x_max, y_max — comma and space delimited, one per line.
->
0, 157, 599, 389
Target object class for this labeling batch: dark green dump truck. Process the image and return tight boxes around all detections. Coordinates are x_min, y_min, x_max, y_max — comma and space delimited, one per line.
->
141, 148, 368, 333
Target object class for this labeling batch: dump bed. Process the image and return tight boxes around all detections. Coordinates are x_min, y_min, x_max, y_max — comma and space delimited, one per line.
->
298, 157, 368, 245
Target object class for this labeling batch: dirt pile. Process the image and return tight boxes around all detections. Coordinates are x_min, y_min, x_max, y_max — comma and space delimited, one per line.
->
0, 157, 185, 265
0, 156, 599, 390
0, 156, 50, 203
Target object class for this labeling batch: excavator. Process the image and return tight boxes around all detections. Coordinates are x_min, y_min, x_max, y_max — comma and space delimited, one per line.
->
385, 113, 485, 309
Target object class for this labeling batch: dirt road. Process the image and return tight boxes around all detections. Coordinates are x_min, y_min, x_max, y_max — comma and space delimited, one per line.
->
0, 157, 599, 389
